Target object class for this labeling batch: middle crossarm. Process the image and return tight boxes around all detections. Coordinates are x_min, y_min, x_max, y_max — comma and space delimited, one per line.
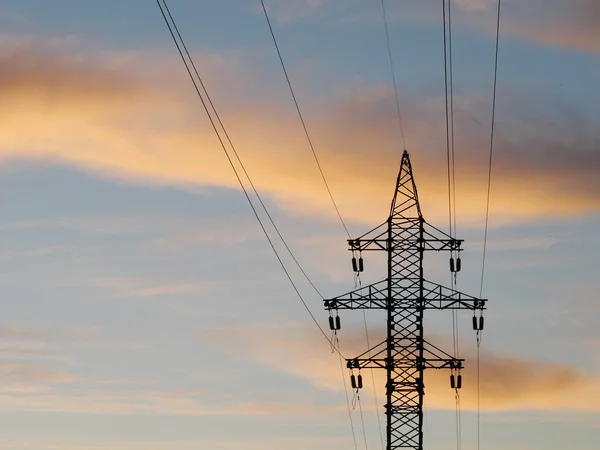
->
345, 339, 464, 370
324, 279, 487, 311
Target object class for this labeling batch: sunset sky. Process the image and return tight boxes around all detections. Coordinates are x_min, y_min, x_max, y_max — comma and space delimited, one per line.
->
0, 1, 599, 449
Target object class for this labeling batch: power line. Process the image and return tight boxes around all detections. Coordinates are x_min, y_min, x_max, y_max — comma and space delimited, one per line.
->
258, 5, 377, 446
478, 3, 502, 450
442, 0, 453, 241
155, 0, 340, 356
260, 5, 393, 447
442, 3, 462, 450
380, 0, 406, 150
447, 0, 458, 243
160, 0, 324, 300
259, 0, 352, 239
157, 6, 361, 447
337, 336, 359, 450
357, 392, 369, 450
442, 0, 458, 242
477, 333, 482, 450
363, 310, 385, 450
480, 0, 501, 298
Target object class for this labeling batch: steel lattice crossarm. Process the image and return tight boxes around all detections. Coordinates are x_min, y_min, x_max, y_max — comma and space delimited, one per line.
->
345, 339, 464, 371
324, 279, 487, 311
347, 220, 464, 252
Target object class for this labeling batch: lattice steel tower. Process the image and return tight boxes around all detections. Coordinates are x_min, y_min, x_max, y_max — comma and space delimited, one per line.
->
324, 150, 487, 450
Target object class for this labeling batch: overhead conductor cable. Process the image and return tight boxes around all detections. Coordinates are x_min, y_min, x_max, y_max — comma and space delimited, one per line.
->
155, 0, 341, 356
478, 2, 502, 450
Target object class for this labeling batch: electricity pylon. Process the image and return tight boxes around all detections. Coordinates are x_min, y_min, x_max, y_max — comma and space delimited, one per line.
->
324, 150, 486, 450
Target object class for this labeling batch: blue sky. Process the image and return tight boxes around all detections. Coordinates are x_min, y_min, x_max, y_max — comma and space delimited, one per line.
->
0, 1, 599, 449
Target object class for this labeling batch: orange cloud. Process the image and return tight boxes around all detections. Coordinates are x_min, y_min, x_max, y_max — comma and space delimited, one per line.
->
203, 324, 600, 413
0, 46, 598, 229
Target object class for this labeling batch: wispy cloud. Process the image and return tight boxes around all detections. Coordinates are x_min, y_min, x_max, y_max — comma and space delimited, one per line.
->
0, 6, 31, 26
454, 0, 491, 12
1, 435, 347, 450
0, 383, 343, 417
0, 45, 598, 230
452, 0, 600, 53
0, 217, 149, 236
377, 1, 600, 53
202, 323, 600, 413
58, 275, 212, 301
464, 231, 568, 252
0, 361, 75, 393
0, 323, 336, 417
0, 323, 145, 364
262, 0, 334, 25
120, 283, 208, 298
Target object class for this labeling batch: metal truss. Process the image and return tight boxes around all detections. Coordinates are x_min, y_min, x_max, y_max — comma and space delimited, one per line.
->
324, 151, 487, 450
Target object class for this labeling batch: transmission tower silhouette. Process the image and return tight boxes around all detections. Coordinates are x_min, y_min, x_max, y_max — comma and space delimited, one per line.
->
325, 150, 487, 450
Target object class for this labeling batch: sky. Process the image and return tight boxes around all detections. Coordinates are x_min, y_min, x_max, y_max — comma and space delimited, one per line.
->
0, 0, 599, 449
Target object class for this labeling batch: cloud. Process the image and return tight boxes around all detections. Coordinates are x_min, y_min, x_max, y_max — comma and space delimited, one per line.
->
137, 219, 261, 253
56, 276, 143, 291
505, 0, 600, 53
0, 6, 31, 26
0, 216, 149, 236
0, 323, 146, 363
388, 1, 600, 53
0, 323, 336, 417
452, 0, 600, 53
0, 361, 76, 394
58, 274, 214, 301
0, 214, 262, 253
202, 323, 600, 413
119, 283, 208, 298
4, 436, 347, 450
0, 45, 598, 230
0, 383, 342, 417
465, 232, 565, 252
262, 0, 334, 25
0, 323, 338, 418
454, 0, 491, 12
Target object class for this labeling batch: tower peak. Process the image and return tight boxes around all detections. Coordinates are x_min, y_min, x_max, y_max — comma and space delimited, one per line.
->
390, 151, 422, 219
